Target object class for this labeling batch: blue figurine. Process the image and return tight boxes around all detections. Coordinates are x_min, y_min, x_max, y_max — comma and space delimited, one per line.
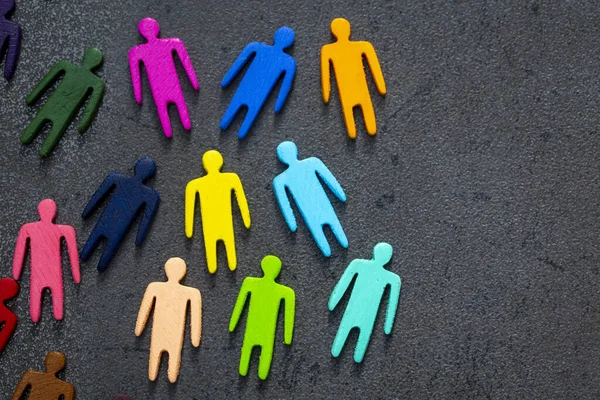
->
0, 0, 21, 79
273, 141, 347, 256
329, 243, 401, 363
220, 26, 296, 139
81, 158, 160, 271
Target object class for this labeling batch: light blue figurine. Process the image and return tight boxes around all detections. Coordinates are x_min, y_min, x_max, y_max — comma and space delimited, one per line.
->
329, 243, 401, 362
273, 141, 348, 256
220, 26, 297, 139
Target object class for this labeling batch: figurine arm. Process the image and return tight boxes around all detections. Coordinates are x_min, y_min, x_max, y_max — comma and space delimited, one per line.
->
328, 261, 358, 311
10, 373, 31, 400
174, 40, 199, 90
229, 281, 250, 332
4, 26, 22, 79
274, 59, 296, 113
384, 275, 401, 334
61, 226, 81, 284
232, 176, 251, 229
128, 49, 143, 104
221, 43, 258, 88
135, 286, 155, 336
362, 42, 386, 95
314, 159, 346, 202
320, 47, 331, 103
189, 290, 202, 346
273, 177, 297, 232
12, 226, 29, 280
136, 193, 159, 246
184, 182, 198, 238
283, 289, 296, 345
82, 173, 117, 219
78, 81, 105, 133
26, 60, 68, 105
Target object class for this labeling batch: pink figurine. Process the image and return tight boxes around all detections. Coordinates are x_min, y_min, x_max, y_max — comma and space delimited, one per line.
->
129, 17, 199, 138
12, 199, 80, 323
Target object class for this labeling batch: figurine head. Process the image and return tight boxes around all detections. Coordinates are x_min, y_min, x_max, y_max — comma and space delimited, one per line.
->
38, 199, 57, 222
261, 255, 282, 279
165, 257, 186, 282
0, 0, 15, 17
331, 18, 351, 41
45, 351, 66, 375
273, 26, 295, 50
82, 48, 104, 71
202, 150, 224, 173
276, 141, 298, 165
0, 278, 18, 300
138, 18, 160, 41
373, 242, 393, 265
134, 157, 156, 182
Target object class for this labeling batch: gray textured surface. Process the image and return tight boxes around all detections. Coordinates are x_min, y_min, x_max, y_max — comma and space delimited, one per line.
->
1, 0, 600, 399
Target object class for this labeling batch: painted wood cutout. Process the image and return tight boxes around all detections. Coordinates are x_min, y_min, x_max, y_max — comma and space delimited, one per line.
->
229, 255, 295, 380
321, 18, 386, 138
12, 199, 80, 323
80, 157, 160, 272
0, 277, 19, 353
21, 48, 105, 156
329, 243, 401, 362
185, 150, 251, 273
129, 17, 199, 138
11, 351, 75, 400
135, 257, 202, 383
273, 141, 348, 256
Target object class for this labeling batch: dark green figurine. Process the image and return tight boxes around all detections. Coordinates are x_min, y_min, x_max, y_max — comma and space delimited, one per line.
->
21, 48, 105, 157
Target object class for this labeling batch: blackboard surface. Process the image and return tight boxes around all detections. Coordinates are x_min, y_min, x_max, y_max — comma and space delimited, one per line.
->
1, 1, 600, 399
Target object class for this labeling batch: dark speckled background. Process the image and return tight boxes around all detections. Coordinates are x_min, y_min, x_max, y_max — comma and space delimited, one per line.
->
1, 0, 600, 399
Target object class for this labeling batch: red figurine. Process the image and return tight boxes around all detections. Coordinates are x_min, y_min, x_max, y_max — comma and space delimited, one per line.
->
0, 277, 19, 353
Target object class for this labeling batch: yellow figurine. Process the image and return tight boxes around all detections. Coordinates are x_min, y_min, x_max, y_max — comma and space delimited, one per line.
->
185, 150, 251, 273
321, 18, 387, 139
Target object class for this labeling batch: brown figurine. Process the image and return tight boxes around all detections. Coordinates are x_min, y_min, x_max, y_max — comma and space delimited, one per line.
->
11, 351, 75, 400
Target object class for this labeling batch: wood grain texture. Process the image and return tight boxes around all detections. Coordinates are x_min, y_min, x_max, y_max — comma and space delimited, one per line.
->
185, 150, 251, 273
80, 157, 160, 272
273, 141, 348, 257
321, 17, 386, 139
135, 257, 202, 383
12, 199, 80, 323
10, 351, 75, 400
0, 0, 21, 80
0, 277, 19, 353
129, 17, 199, 138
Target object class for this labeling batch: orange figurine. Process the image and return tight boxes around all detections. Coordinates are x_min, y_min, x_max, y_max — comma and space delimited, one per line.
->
321, 18, 387, 139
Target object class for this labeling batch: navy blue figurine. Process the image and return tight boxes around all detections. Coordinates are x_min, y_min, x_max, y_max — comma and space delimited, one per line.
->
81, 158, 160, 271
0, 0, 22, 80
220, 26, 297, 139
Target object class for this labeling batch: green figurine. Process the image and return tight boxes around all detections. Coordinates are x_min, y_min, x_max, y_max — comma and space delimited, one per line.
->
21, 48, 105, 157
229, 255, 295, 380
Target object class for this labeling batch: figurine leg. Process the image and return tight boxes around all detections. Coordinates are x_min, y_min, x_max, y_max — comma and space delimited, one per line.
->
360, 99, 377, 136
223, 230, 237, 271
20, 113, 49, 144
220, 100, 242, 130
237, 106, 260, 139
342, 103, 357, 139
156, 102, 173, 138
49, 284, 64, 321
257, 344, 273, 380
353, 323, 374, 363
167, 348, 182, 383
328, 218, 348, 249
175, 98, 192, 131
40, 120, 69, 157
331, 319, 353, 358
238, 342, 254, 377
80, 229, 103, 261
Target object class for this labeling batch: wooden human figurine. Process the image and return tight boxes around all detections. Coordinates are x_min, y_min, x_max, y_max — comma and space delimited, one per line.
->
135, 257, 202, 383
0, 277, 19, 353
12, 199, 80, 323
0, 0, 22, 80
11, 351, 75, 400
185, 150, 251, 273
321, 18, 386, 138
